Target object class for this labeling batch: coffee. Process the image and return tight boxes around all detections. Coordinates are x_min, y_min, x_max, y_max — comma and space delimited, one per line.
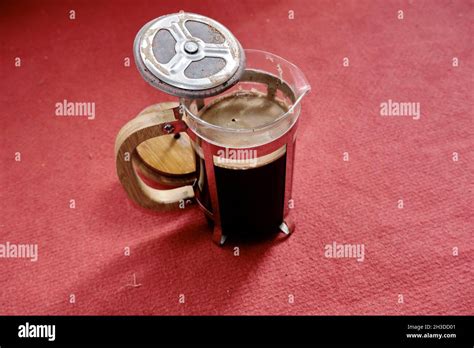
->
197, 91, 289, 239
214, 153, 287, 239
197, 91, 291, 148
199, 91, 288, 130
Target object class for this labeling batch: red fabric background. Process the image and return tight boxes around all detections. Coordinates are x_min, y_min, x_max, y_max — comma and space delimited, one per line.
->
1, 0, 472, 315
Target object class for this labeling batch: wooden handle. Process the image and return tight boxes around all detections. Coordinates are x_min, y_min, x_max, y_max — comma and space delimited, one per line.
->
134, 103, 196, 187
115, 104, 195, 210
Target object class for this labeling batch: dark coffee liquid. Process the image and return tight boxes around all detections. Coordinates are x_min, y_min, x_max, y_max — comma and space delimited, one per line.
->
196, 91, 290, 240
214, 153, 287, 239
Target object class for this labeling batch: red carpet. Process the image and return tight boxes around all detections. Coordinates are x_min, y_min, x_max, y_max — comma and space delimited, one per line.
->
1, 0, 472, 315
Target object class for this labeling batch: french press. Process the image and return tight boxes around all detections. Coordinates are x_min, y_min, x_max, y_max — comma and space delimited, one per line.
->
115, 12, 310, 245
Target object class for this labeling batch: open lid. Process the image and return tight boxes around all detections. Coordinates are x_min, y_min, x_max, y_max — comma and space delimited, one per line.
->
134, 12, 246, 98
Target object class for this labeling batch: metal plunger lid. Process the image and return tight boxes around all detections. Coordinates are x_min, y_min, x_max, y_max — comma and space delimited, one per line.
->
134, 12, 246, 98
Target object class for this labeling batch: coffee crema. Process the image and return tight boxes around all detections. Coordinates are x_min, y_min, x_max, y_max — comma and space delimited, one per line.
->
191, 91, 293, 148
198, 91, 289, 130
